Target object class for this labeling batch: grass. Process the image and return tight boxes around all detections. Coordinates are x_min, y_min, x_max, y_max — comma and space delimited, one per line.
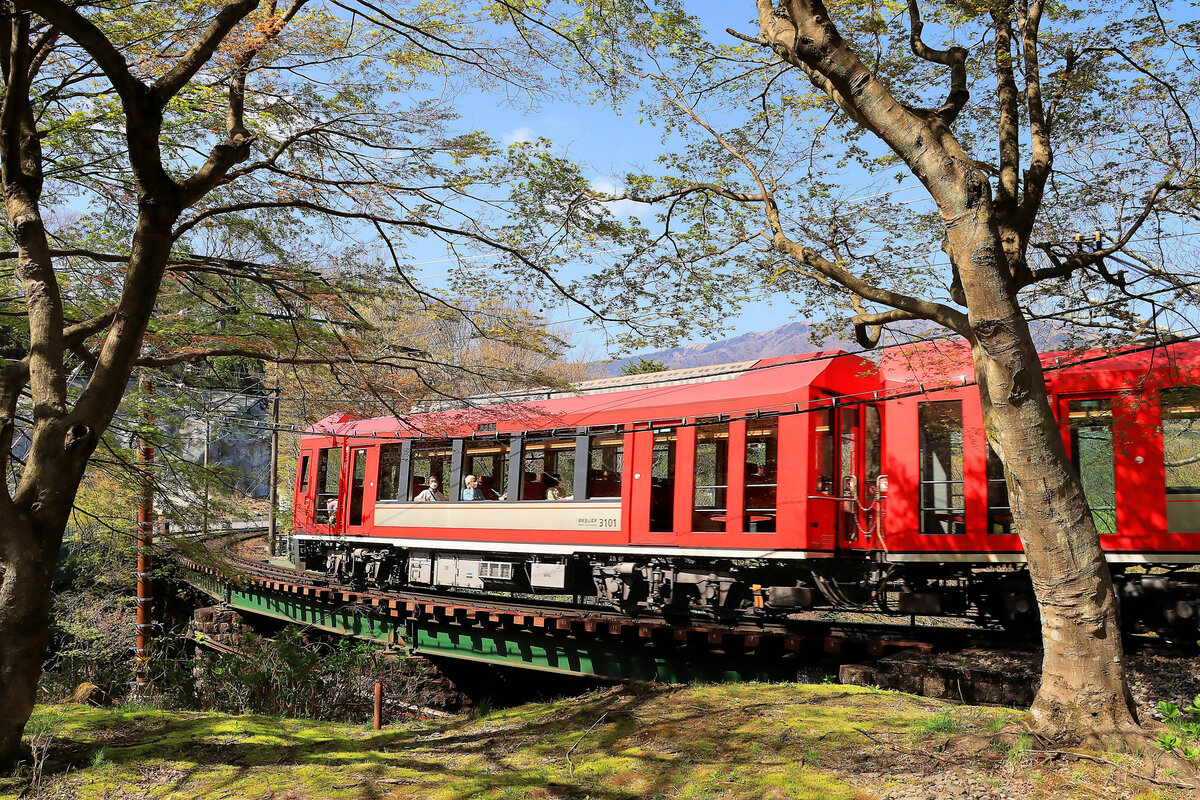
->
0, 683, 1190, 800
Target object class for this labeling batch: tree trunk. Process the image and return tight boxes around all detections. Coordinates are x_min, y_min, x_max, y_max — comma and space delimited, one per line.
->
912, 112, 1140, 741
748, 0, 1145, 747
967, 273, 1138, 742
0, 513, 63, 770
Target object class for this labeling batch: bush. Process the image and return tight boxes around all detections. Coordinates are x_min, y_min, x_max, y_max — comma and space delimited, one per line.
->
178, 627, 422, 721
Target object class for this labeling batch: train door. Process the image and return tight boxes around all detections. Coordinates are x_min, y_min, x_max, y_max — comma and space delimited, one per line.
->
295, 450, 315, 527
835, 402, 883, 551
346, 447, 368, 531
629, 427, 677, 546
335, 442, 352, 532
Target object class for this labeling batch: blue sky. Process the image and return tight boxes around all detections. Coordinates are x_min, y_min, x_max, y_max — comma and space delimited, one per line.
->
404, 2, 802, 361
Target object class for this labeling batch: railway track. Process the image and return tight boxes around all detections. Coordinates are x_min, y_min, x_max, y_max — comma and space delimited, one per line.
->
181, 532, 1043, 661
174, 529, 1188, 711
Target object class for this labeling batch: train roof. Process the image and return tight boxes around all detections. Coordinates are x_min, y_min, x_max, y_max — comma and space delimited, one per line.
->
304, 349, 871, 440
304, 339, 1200, 442
877, 338, 1200, 387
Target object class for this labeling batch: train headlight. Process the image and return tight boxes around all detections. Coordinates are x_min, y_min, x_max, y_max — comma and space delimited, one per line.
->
877, 475, 888, 494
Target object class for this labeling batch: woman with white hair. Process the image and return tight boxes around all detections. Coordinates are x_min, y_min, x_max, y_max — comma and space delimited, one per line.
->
461, 474, 482, 501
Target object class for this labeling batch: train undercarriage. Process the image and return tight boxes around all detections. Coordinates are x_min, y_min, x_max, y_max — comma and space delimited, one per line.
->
295, 539, 1200, 648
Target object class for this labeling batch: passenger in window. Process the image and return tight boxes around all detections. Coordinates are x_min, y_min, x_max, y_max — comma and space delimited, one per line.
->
591, 468, 618, 497
522, 471, 541, 500
478, 476, 501, 501
543, 473, 567, 501
414, 476, 444, 502
461, 475, 482, 501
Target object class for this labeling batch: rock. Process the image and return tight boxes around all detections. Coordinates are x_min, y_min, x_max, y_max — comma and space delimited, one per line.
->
840, 649, 1039, 707
65, 682, 111, 706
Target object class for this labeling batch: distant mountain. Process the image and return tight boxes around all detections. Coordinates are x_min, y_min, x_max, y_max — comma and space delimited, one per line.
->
604, 321, 857, 375
604, 319, 1080, 375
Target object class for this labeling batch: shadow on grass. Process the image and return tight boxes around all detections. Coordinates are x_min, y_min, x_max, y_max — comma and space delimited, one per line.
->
15, 684, 917, 799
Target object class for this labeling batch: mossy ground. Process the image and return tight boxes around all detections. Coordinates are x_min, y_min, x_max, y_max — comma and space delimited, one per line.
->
2, 683, 1191, 799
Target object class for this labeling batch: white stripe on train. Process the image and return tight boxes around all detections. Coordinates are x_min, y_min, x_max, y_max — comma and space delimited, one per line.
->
291, 533, 1199, 564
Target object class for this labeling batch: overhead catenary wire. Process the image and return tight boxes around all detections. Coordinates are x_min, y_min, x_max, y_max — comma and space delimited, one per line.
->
112, 241, 1200, 444
22, 264, 1200, 445
293, 334, 1200, 442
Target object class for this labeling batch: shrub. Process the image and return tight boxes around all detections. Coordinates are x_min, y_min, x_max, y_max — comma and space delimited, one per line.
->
179, 627, 422, 721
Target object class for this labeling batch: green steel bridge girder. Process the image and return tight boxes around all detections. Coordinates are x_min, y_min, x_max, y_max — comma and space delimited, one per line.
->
185, 576, 806, 683
188, 576, 401, 645
408, 621, 802, 683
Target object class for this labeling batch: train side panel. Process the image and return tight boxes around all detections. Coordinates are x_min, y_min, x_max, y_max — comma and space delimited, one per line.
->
291, 343, 1200, 566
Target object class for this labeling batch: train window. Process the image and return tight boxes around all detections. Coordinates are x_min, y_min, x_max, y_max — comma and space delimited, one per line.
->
377, 444, 405, 501
299, 454, 311, 493
465, 441, 508, 500
349, 448, 367, 526
919, 401, 965, 534
1068, 399, 1116, 535
814, 407, 835, 494
650, 433, 675, 532
693, 423, 729, 531
744, 418, 778, 532
410, 441, 452, 501
986, 444, 1012, 534
521, 438, 575, 500
864, 405, 881, 494
588, 435, 624, 499
840, 405, 858, 491
314, 447, 341, 524
1161, 388, 1200, 533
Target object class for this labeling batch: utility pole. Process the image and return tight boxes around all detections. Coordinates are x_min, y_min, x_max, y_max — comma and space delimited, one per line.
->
267, 382, 281, 557
134, 373, 155, 700
202, 414, 210, 538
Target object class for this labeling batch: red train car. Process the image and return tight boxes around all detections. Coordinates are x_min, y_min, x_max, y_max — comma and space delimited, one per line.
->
290, 341, 1200, 639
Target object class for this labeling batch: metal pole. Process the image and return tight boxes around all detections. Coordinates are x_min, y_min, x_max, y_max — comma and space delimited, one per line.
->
373, 681, 383, 730
134, 374, 155, 700
267, 382, 281, 557
202, 414, 209, 537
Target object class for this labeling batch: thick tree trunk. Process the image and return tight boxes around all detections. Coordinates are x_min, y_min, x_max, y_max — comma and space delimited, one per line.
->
913, 115, 1138, 741
970, 315, 1138, 741
750, 0, 1144, 747
0, 514, 63, 770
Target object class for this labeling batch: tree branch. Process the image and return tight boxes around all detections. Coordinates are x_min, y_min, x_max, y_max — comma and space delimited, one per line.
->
0, 247, 127, 263
180, 0, 308, 205
649, 41, 973, 340
1024, 178, 1177, 286
152, 0, 260, 101
1, 9, 68, 415
776, 239, 971, 337
1013, 0, 1049, 238
906, 0, 969, 124
991, 9, 1020, 214
853, 309, 922, 349
173, 199, 621, 324
13, 0, 139, 102
596, 184, 767, 205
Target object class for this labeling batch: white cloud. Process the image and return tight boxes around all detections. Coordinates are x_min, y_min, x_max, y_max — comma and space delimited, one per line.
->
502, 126, 536, 146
